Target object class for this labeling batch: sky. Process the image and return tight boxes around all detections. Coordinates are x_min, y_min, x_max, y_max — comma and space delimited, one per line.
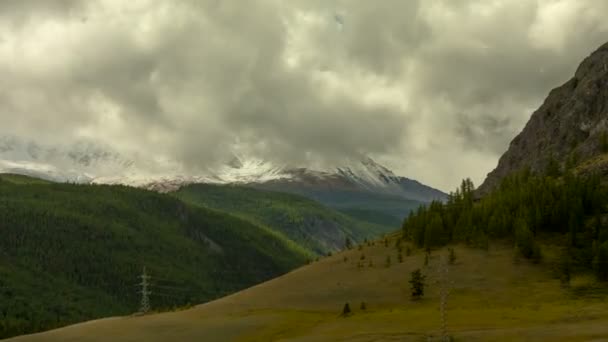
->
1, 0, 608, 191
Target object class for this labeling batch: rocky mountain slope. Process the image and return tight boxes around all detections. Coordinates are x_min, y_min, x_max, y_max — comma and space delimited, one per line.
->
478, 41, 608, 195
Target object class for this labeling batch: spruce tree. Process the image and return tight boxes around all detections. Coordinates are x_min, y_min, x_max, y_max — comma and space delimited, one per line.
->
448, 247, 456, 265
595, 241, 608, 281
345, 237, 353, 250
558, 250, 572, 287
600, 131, 608, 153
342, 303, 351, 316
409, 269, 425, 300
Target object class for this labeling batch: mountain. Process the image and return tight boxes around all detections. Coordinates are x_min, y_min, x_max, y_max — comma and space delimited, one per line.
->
173, 184, 391, 255
0, 137, 446, 223
478, 41, 608, 195
251, 160, 445, 226
0, 174, 308, 339
0, 136, 133, 183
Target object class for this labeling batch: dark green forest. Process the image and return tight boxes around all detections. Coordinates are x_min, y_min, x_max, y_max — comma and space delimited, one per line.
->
174, 184, 392, 255
0, 175, 308, 339
402, 169, 608, 281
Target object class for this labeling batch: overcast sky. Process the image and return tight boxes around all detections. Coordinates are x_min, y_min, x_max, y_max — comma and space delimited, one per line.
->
1, 0, 608, 191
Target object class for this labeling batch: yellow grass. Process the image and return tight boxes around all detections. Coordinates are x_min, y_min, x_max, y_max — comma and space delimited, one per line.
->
7, 237, 608, 341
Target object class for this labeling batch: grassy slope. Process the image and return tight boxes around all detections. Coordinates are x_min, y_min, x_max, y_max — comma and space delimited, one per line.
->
11, 235, 608, 342
174, 184, 393, 255
0, 175, 308, 339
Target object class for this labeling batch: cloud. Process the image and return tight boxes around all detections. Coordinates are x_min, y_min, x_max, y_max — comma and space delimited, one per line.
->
1, 0, 607, 191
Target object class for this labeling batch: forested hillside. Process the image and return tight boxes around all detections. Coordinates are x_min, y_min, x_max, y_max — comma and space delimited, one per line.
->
403, 169, 608, 281
173, 184, 393, 255
0, 175, 308, 339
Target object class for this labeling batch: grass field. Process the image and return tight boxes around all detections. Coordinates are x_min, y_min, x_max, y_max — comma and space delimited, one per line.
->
7, 235, 608, 341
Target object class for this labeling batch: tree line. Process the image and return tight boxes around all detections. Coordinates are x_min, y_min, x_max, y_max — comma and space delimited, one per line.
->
402, 169, 608, 281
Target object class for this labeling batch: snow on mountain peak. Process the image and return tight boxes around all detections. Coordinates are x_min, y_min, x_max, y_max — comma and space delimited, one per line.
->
0, 136, 445, 201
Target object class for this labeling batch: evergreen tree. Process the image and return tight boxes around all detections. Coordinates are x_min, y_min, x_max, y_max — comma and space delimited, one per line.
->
558, 250, 572, 287
595, 241, 608, 281
600, 131, 608, 153
448, 247, 456, 265
545, 156, 561, 177
424, 213, 445, 248
409, 269, 425, 300
514, 215, 541, 262
342, 303, 351, 316
345, 237, 353, 250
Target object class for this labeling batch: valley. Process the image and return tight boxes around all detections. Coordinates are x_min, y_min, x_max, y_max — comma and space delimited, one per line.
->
2, 2, 608, 341
7, 238, 608, 341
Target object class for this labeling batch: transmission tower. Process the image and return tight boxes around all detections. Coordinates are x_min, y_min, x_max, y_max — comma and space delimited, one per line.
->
139, 266, 151, 314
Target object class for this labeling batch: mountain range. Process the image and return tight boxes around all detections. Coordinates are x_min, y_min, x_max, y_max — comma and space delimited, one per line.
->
0, 136, 446, 225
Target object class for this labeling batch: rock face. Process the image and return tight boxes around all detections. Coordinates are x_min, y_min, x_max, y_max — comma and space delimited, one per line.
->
478, 41, 608, 195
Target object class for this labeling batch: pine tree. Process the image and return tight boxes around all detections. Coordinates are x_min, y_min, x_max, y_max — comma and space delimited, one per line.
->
448, 247, 456, 265
600, 131, 608, 153
342, 303, 351, 316
345, 237, 353, 250
514, 215, 541, 262
424, 213, 445, 248
558, 250, 572, 287
409, 269, 425, 300
595, 241, 608, 281
545, 156, 561, 177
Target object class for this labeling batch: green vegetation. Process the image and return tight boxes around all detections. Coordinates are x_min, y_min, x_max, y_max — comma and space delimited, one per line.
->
341, 303, 351, 316
409, 269, 425, 300
600, 131, 608, 153
264, 187, 423, 227
174, 184, 391, 255
402, 170, 608, 281
7, 239, 608, 342
0, 173, 52, 185
0, 175, 308, 339
448, 247, 456, 264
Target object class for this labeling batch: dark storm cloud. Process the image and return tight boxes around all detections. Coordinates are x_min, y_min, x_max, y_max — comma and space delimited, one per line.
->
1, 0, 608, 190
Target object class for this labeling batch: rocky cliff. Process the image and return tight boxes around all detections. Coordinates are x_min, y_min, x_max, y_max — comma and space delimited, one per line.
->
478, 41, 608, 195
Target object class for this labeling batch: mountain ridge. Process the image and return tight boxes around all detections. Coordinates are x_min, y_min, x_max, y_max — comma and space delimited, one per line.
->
478, 41, 608, 194
0, 136, 446, 205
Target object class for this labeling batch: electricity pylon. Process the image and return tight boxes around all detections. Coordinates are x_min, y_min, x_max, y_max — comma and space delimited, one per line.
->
139, 266, 151, 314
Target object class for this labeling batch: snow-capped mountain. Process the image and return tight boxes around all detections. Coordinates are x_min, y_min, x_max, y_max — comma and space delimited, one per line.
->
0, 136, 134, 183
0, 136, 446, 203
